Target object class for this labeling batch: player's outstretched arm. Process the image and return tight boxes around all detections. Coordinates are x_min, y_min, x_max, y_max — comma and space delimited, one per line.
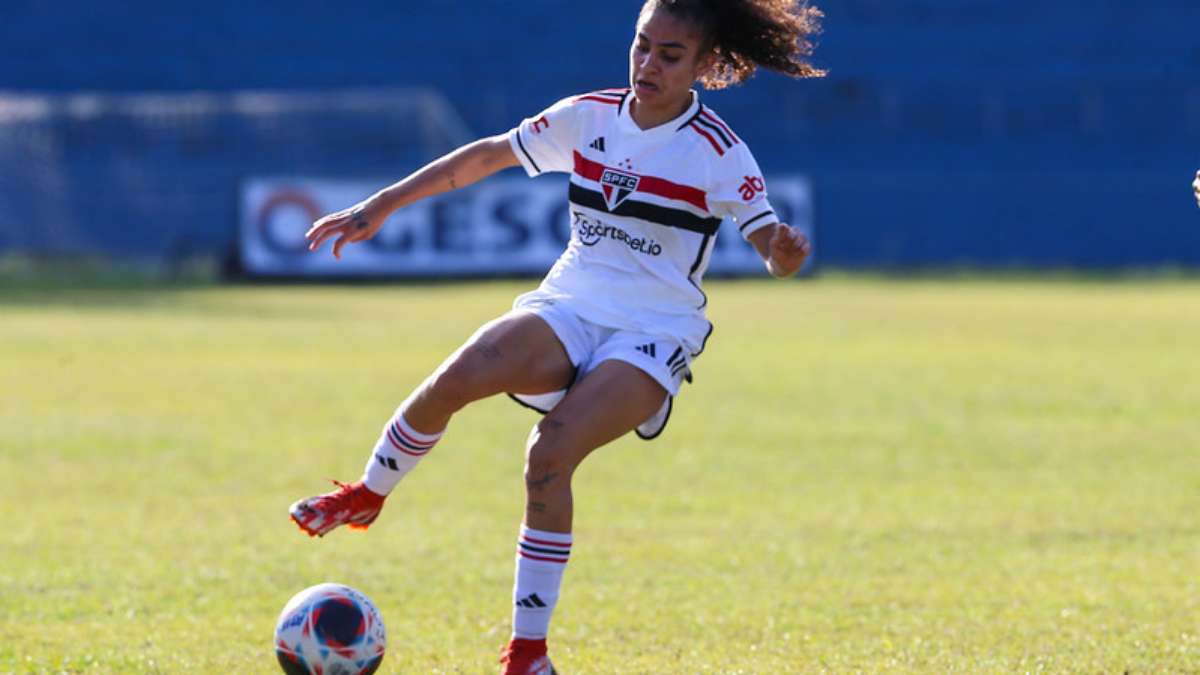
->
306, 134, 520, 258
1193, 170, 1200, 208
747, 223, 813, 278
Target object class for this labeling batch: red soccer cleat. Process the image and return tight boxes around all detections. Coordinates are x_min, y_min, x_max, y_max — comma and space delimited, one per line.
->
289, 480, 386, 537
499, 638, 557, 675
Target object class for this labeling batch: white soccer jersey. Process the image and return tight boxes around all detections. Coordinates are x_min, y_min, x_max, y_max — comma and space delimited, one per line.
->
507, 88, 780, 354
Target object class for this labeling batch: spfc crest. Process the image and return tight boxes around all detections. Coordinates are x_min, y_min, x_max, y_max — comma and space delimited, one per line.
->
600, 168, 640, 210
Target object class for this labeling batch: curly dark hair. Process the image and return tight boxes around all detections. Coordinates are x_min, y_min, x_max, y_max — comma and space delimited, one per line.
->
640, 0, 825, 89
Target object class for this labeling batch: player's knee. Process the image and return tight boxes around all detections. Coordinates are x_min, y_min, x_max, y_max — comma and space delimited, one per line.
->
423, 354, 486, 412
523, 424, 576, 492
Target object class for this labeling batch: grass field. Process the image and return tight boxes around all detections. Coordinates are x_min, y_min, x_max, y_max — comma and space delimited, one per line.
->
1, 276, 1197, 673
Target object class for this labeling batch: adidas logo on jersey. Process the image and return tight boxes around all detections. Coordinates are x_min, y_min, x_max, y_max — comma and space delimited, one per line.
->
589, 137, 606, 152
635, 343, 657, 358
516, 593, 548, 609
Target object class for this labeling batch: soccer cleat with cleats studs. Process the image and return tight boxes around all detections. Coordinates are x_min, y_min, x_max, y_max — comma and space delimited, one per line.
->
499, 638, 558, 675
289, 479, 386, 537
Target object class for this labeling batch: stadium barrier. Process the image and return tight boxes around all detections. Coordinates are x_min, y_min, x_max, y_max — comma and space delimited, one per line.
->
0, 89, 471, 265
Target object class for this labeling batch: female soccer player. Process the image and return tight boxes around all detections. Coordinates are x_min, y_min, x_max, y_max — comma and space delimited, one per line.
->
290, 1, 822, 672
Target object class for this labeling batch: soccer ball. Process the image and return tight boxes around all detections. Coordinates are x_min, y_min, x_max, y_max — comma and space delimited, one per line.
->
274, 583, 386, 675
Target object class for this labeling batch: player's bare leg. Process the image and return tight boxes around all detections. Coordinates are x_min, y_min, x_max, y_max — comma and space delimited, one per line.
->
290, 311, 573, 537
399, 311, 575, 434
503, 360, 666, 675
522, 360, 665, 532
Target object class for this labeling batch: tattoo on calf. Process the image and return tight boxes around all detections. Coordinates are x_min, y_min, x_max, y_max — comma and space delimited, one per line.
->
525, 471, 559, 492
527, 502, 547, 513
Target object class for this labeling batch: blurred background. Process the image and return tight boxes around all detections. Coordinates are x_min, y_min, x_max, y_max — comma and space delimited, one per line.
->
1, 0, 1198, 276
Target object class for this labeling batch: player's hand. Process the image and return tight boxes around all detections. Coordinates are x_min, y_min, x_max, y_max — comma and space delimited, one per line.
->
305, 198, 387, 259
767, 223, 813, 278
1193, 170, 1200, 208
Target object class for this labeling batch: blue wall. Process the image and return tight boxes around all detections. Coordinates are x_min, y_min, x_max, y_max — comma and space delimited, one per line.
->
2, 0, 1198, 267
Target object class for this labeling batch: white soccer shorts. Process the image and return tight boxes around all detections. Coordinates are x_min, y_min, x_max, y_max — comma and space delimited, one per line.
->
508, 291, 694, 440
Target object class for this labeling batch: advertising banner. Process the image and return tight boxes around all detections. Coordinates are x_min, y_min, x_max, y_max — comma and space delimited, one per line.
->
240, 176, 814, 277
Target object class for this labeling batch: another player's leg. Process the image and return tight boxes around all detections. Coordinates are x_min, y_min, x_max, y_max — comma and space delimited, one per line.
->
501, 360, 666, 675
290, 311, 574, 537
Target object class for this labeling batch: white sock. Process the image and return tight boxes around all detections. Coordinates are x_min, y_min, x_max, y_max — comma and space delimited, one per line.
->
511, 525, 572, 640
360, 407, 443, 495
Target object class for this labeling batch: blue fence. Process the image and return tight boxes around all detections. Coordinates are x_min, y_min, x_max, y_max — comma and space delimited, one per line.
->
1, 0, 1198, 267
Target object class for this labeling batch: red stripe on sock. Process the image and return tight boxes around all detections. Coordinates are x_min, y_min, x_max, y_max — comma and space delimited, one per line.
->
522, 535, 572, 548
392, 420, 438, 448
519, 551, 570, 563
386, 426, 430, 456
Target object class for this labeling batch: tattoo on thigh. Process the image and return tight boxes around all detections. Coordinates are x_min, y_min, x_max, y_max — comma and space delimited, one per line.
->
541, 419, 564, 432
527, 502, 547, 513
473, 340, 502, 360
526, 471, 559, 492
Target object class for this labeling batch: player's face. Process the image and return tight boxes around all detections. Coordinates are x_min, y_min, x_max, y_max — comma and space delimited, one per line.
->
630, 8, 712, 114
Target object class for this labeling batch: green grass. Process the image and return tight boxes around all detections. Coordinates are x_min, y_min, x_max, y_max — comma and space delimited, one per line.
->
1, 277, 1198, 673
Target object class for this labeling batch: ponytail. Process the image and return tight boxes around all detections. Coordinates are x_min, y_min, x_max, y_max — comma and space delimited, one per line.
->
641, 0, 825, 89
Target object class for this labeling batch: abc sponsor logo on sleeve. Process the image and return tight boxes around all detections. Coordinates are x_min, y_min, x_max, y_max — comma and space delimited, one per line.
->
738, 175, 765, 202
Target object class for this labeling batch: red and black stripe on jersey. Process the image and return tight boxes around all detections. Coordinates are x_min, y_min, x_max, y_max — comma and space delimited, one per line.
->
678, 105, 740, 156
568, 151, 722, 236
573, 88, 631, 108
